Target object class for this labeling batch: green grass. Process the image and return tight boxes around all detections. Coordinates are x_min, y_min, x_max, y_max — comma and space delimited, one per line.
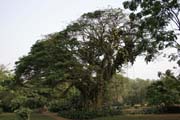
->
93, 114, 180, 120
0, 113, 54, 120
1, 113, 180, 120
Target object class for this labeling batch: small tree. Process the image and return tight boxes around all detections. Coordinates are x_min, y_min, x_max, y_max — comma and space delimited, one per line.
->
147, 71, 180, 106
15, 107, 32, 120
0, 64, 15, 112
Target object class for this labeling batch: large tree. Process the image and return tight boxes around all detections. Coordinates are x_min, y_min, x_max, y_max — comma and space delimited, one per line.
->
63, 8, 150, 108
15, 8, 151, 109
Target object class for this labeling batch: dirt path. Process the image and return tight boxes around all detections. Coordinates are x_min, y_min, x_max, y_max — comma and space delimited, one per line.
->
42, 112, 70, 120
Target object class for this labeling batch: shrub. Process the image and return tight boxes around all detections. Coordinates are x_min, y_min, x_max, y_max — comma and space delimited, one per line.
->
122, 106, 163, 114
49, 100, 72, 112
58, 108, 122, 119
161, 105, 180, 113
142, 107, 163, 114
15, 108, 32, 120
49, 96, 83, 112
0, 107, 3, 114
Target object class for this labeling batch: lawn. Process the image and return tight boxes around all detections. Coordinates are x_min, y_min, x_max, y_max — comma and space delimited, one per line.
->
93, 114, 180, 120
1, 113, 180, 120
0, 113, 54, 120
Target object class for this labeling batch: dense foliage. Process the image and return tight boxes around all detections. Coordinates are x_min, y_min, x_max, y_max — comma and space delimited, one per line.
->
58, 108, 122, 119
123, 0, 180, 60
0, 65, 15, 112
147, 70, 180, 106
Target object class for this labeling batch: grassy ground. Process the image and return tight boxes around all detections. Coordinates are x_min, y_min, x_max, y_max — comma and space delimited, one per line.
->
0, 113, 54, 120
93, 114, 180, 120
1, 113, 180, 120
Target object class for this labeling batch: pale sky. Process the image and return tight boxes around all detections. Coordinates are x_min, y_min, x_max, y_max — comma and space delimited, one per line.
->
0, 0, 177, 79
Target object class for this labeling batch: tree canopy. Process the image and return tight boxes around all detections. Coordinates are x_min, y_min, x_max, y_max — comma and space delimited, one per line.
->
123, 0, 180, 62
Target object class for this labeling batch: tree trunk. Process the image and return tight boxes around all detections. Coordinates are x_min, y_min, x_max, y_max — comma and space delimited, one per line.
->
95, 77, 104, 109
95, 91, 103, 109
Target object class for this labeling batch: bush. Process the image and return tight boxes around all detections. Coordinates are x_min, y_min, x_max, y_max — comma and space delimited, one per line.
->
0, 91, 15, 112
142, 107, 163, 114
122, 106, 180, 115
0, 107, 3, 114
59, 110, 96, 119
161, 105, 180, 113
122, 106, 165, 115
58, 108, 122, 119
49, 100, 72, 112
15, 108, 32, 120
49, 96, 83, 112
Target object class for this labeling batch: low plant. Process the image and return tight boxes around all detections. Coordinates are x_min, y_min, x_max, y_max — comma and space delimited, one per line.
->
15, 107, 32, 120
58, 108, 122, 119
0, 107, 3, 114
122, 106, 163, 114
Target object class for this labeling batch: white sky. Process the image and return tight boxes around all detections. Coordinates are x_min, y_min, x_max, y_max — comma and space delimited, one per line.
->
0, 0, 177, 80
